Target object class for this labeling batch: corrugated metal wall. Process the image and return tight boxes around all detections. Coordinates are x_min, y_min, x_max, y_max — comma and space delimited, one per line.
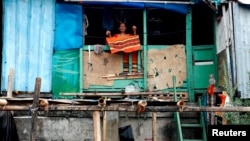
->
233, 3, 250, 98
2, 0, 55, 92
216, 3, 237, 89
216, 5, 232, 54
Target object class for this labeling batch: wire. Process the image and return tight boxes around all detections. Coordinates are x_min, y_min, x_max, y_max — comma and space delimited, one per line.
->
85, 30, 186, 39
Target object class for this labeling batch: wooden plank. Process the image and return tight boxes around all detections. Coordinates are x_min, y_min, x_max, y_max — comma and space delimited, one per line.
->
102, 111, 107, 141
13, 93, 52, 98
60, 92, 172, 96
30, 77, 41, 141
46, 105, 250, 112
7, 68, 14, 98
1, 105, 250, 112
107, 75, 143, 80
106, 74, 153, 80
152, 112, 157, 141
93, 111, 101, 141
102, 72, 144, 78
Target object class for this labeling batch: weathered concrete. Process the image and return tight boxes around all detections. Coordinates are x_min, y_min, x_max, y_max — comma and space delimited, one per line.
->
13, 111, 200, 141
106, 112, 119, 141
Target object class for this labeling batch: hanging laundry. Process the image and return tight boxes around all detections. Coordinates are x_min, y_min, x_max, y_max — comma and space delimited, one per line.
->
94, 44, 104, 54
83, 14, 89, 36
106, 35, 141, 54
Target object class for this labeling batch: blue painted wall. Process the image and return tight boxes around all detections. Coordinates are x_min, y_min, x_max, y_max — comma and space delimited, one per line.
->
2, 0, 55, 92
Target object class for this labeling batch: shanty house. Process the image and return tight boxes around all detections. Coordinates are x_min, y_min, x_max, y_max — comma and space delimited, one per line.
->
1, 0, 249, 140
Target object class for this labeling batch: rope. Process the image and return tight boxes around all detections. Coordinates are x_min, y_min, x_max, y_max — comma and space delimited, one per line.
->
29, 106, 39, 115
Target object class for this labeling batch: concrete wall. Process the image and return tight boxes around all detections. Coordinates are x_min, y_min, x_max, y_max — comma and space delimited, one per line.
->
13, 111, 200, 141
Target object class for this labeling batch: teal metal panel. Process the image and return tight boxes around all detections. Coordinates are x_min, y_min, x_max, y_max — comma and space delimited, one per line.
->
2, 0, 55, 92
193, 46, 214, 61
193, 45, 216, 89
193, 64, 216, 89
83, 79, 144, 92
186, 8, 194, 101
52, 50, 80, 99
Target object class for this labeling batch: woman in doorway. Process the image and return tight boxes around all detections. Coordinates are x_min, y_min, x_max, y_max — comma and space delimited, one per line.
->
106, 22, 139, 74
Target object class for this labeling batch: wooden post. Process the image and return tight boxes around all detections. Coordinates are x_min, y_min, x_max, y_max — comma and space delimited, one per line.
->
93, 111, 101, 141
210, 95, 215, 125
7, 68, 14, 98
30, 77, 41, 141
152, 112, 157, 141
102, 111, 107, 141
208, 74, 216, 125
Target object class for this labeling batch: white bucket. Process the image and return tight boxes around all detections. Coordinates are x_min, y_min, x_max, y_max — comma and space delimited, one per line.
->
125, 85, 140, 93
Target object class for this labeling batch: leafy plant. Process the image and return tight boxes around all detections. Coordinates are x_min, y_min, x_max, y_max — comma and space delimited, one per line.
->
222, 61, 250, 124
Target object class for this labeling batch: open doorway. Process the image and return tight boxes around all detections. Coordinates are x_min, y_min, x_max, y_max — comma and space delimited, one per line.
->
84, 7, 143, 45
192, 3, 215, 46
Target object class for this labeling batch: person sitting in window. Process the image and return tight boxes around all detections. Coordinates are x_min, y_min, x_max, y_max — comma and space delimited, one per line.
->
106, 22, 139, 74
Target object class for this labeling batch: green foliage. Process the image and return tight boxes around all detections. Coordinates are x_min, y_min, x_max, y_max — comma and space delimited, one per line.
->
222, 61, 250, 124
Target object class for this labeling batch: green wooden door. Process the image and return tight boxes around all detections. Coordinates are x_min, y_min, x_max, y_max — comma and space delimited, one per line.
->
193, 45, 217, 89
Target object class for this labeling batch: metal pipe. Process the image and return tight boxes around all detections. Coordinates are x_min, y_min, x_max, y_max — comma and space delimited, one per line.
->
73, 0, 194, 4
98, 98, 106, 107
137, 100, 147, 113
0, 99, 8, 106
2, 105, 250, 112
143, 8, 148, 91
228, 1, 237, 87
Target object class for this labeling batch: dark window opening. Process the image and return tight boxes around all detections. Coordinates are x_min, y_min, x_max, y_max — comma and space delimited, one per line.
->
147, 9, 186, 45
192, 3, 215, 46
84, 7, 143, 45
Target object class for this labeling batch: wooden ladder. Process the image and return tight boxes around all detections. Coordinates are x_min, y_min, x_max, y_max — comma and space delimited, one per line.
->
173, 76, 207, 141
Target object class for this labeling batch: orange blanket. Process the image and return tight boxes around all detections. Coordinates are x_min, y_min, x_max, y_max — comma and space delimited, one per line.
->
106, 35, 141, 54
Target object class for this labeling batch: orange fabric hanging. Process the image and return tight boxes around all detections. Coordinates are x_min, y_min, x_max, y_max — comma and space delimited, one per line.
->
217, 94, 226, 107
106, 35, 141, 54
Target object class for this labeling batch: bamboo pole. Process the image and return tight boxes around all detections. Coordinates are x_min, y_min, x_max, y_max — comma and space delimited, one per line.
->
102, 111, 107, 141
30, 77, 41, 141
93, 111, 101, 141
152, 112, 157, 141
60, 91, 174, 96
1, 105, 250, 112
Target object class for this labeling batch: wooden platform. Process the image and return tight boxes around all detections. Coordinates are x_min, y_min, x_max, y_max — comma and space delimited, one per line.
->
148, 92, 188, 101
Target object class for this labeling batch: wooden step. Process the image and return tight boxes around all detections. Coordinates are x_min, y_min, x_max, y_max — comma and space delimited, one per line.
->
181, 123, 202, 128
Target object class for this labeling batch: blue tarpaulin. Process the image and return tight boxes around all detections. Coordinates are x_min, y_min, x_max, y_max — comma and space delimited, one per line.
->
82, 2, 189, 14
54, 3, 83, 50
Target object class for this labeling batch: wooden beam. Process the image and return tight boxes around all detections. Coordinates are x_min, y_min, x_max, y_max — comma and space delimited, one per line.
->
1, 105, 250, 112
93, 111, 101, 141
102, 111, 107, 141
60, 92, 173, 96
152, 112, 157, 141
30, 78, 41, 141
13, 93, 52, 98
